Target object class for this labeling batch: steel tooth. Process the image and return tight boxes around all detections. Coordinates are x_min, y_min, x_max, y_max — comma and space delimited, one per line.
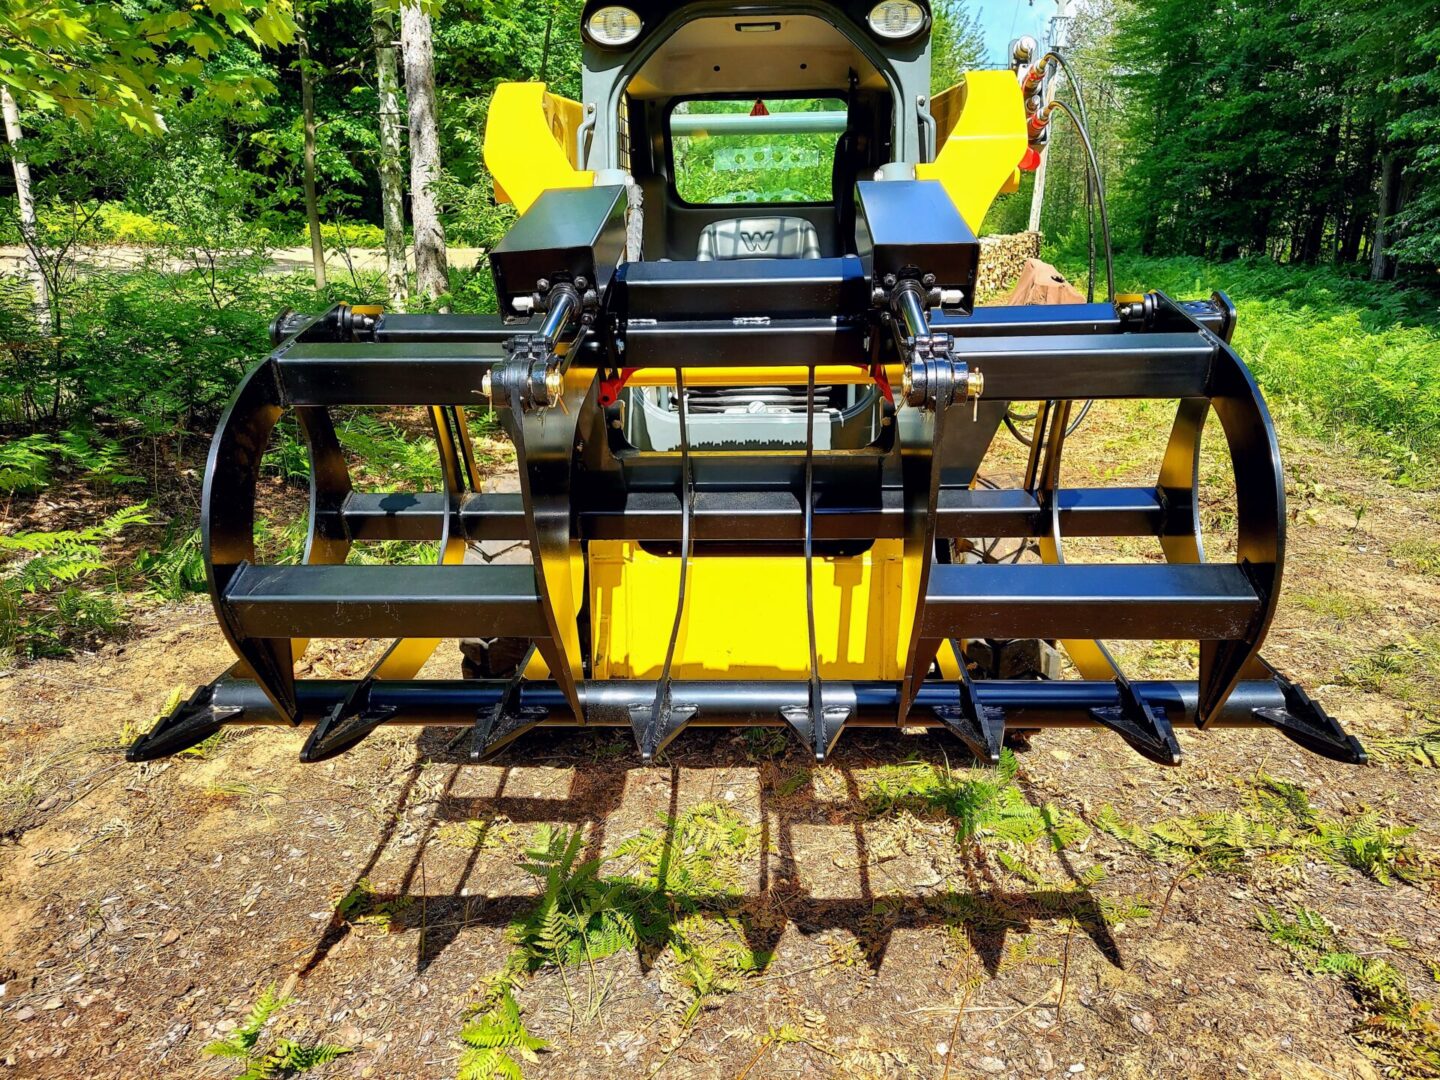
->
469, 703, 548, 762
299, 694, 397, 763
126, 686, 242, 762
780, 703, 850, 763
933, 694, 1006, 765
628, 703, 699, 764
933, 641, 1006, 764
1254, 677, 1366, 764
1089, 680, 1182, 765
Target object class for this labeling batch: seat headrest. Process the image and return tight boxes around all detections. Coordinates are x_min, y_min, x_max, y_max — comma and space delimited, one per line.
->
695, 216, 822, 260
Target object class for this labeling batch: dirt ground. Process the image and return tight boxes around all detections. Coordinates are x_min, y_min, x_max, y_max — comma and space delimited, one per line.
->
2, 402, 1439, 1079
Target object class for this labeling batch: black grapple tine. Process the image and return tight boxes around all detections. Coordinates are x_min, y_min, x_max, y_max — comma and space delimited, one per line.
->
1090, 678, 1182, 766
127, 686, 243, 762
780, 365, 850, 762
633, 369, 699, 763
1254, 670, 1367, 765
933, 639, 1006, 765
465, 645, 548, 761
299, 680, 397, 763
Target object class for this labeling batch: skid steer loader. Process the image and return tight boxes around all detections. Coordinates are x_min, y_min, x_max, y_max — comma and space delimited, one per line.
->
129, 0, 1366, 767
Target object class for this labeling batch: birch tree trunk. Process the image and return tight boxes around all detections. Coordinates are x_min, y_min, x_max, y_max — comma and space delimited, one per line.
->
297, 5, 326, 290
1, 87, 50, 331
372, 1, 409, 310
401, 0, 448, 302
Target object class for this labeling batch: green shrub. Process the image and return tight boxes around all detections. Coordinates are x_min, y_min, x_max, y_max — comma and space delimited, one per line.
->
320, 220, 387, 249
0, 506, 149, 661
93, 203, 174, 245
1051, 254, 1440, 480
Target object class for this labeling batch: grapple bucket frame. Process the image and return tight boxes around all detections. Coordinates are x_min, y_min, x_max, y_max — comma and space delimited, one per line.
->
129, 183, 1364, 767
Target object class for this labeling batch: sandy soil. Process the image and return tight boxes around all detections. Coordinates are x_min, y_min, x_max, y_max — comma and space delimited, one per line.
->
2, 404, 1439, 1079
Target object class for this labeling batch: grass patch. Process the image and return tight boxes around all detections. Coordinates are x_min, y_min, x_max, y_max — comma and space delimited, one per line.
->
1392, 537, 1440, 577
1258, 907, 1440, 1077
1057, 255, 1440, 482
1338, 633, 1440, 705
1292, 586, 1379, 623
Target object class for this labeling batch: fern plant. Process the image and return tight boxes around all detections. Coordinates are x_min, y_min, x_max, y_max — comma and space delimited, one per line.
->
509, 827, 640, 970
503, 808, 765, 1029
455, 987, 547, 1080
204, 984, 352, 1079
0, 505, 149, 660
0, 504, 150, 591
0, 433, 59, 493
862, 751, 1089, 852
1258, 907, 1440, 1076
1101, 774, 1426, 885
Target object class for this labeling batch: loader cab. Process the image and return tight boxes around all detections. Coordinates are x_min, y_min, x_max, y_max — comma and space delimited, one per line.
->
580, 1, 931, 262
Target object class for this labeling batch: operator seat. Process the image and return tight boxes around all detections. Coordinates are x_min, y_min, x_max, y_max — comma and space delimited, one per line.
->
695, 216, 822, 260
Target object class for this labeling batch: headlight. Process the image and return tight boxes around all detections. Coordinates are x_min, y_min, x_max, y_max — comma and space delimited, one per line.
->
586, 6, 642, 46
867, 1, 925, 39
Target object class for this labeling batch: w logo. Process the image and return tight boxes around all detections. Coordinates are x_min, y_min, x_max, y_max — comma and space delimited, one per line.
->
739, 229, 775, 252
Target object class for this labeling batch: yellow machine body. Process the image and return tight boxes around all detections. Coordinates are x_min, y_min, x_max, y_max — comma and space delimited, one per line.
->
919, 70, 1028, 232
483, 82, 594, 213
588, 540, 909, 680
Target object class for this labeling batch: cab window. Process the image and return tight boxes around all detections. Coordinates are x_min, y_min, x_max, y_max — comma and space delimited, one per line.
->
670, 97, 846, 205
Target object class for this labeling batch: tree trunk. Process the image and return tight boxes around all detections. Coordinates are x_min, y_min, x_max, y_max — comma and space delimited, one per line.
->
541, 2, 555, 83
297, 6, 326, 291
372, 1, 409, 310
1371, 150, 1400, 281
1, 87, 50, 332
401, 0, 449, 302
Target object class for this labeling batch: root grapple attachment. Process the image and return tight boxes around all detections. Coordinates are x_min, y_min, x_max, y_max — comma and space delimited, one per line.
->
129, 2, 1363, 768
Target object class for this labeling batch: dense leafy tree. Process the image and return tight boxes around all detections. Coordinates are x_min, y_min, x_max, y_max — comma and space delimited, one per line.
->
0, 0, 296, 133
1106, 0, 1440, 274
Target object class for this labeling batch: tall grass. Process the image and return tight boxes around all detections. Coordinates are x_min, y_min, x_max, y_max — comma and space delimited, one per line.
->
1057, 253, 1440, 483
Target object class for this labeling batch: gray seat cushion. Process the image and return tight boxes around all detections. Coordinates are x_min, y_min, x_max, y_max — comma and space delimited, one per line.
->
695, 216, 822, 260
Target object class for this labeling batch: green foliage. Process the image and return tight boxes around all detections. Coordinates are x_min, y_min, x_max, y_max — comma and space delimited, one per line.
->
1097, 775, 1427, 884
332, 877, 412, 932
930, 1, 987, 94
135, 527, 209, 601
1258, 908, 1440, 1076
509, 826, 641, 970
455, 987, 547, 1080
862, 751, 1089, 851
0, 434, 59, 494
1365, 720, 1440, 769
205, 983, 352, 1079
1391, 538, 1440, 577
0, 505, 149, 591
0, 1, 295, 135
671, 99, 843, 206
1057, 255, 1440, 478
0, 429, 139, 495
0, 506, 148, 661
505, 805, 762, 1025
1109, 0, 1440, 270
